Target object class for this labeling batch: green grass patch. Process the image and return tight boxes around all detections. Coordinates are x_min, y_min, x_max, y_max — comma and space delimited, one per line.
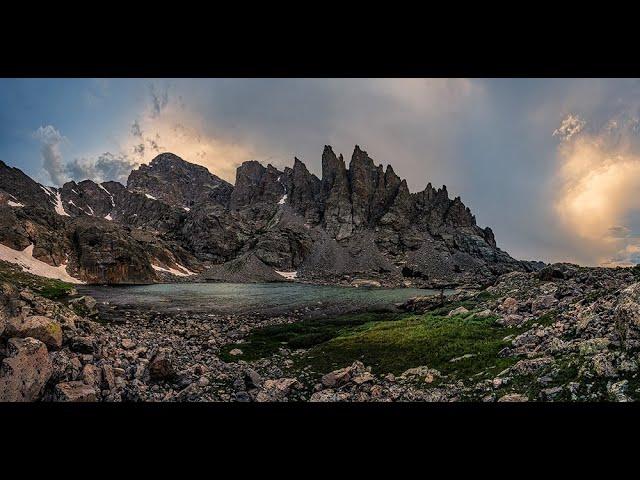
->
302, 313, 515, 378
219, 312, 404, 362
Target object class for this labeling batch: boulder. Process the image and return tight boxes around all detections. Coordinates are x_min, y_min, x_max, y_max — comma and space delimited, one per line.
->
149, 349, 175, 381
320, 362, 367, 388
255, 378, 301, 402
0, 337, 52, 401
54, 381, 97, 402
497, 393, 528, 402
70, 336, 95, 354
6, 315, 63, 349
447, 306, 469, 317
500, 297, 519, 314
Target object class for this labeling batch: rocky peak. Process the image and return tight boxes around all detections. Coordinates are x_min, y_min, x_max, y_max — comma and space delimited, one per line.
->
230, 161, 286, 214
127, 152, 232, 209
321, 146, 353, 240
287, 157, 322, 223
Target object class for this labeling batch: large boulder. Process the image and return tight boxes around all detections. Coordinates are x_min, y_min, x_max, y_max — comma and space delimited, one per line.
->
5, 315, 63, 349
0, 337, 52, 401
54, 380, 97, 402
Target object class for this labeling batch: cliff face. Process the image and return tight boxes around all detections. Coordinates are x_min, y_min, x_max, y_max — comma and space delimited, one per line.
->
0, 145, 534, 286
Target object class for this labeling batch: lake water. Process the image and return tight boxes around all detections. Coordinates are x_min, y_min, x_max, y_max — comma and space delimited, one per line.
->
79, 282, 448, 316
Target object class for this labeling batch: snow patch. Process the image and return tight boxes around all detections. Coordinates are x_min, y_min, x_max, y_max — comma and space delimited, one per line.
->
104, 214, 113, 221
7, 200, 24, 207
183, 207, 191, 212
0, 243, 84, 284
276, 270, 297, 280
151, 262, 196, 277
54, 192, 70, 216
98, 183, 116, 207
278, 194, 288, 205
145, 193, 157, 200
40, 185, 54, 196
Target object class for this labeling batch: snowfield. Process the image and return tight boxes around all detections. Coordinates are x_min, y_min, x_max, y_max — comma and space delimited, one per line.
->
0, 243, 84, 283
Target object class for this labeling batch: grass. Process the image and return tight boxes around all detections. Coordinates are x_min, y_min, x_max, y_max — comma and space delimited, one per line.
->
301, 313, 515, 378
219, 312, 403, 362
222, 307, 522, 383
0, 260, 75, 299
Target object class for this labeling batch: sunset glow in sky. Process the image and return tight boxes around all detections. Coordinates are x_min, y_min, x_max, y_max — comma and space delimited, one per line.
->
2, 78, 640, 266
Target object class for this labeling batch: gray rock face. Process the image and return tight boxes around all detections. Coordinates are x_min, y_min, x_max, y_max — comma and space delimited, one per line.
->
0, 146, 531, 286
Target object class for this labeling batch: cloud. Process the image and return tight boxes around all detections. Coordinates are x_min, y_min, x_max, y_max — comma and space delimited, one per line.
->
65, 153, 139, 184
149, 84, 169, 118
553, 109, 640, 266
552, 114, 586, 141
33, 125, 68, 186
131, 120, 142, 138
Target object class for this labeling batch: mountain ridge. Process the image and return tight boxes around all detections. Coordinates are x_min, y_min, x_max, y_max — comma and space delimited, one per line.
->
0, 146, 537, 286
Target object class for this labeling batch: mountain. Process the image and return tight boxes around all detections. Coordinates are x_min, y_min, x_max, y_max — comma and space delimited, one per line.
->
0, 146, 536, 286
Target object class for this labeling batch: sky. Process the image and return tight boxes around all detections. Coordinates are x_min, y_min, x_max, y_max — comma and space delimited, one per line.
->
1, 78, 640, 267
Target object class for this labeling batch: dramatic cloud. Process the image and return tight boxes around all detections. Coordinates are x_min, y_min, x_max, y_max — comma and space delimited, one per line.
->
65, 153, 138, 184
554, 108, 640, 266
32, 125, 67, 186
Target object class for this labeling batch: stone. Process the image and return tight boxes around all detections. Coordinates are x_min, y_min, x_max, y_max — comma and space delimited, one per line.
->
82, 364, 102, 389
5, 315, 63, 349
497, 393, 528, 402
0, 337, 52, 402
149, 349, 175, 380
102, 365, 116, 391
447, 306, 469, 317
121, 338, 136, 350
70, 336, 94, 354
54, 381, 98, 402
229, 348, 243, 356
500, 297, 519, 314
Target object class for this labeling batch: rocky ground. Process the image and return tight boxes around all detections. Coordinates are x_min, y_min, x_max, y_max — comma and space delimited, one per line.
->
4, 259, 640, 402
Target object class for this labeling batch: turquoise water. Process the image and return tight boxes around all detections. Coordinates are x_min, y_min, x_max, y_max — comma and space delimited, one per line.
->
79, 282, 447, 316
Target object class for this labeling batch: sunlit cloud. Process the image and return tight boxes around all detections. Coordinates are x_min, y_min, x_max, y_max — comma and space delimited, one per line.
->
554, 110, 640, 266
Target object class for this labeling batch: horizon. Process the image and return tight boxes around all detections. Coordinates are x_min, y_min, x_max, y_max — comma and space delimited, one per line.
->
2, 78, 640, 267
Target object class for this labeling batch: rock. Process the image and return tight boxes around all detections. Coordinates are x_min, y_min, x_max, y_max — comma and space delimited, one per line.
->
102, 365, 116, 391
244, 368, 263, 389
229, 348, 243, 356
400, 366, 440, 383
471, 309, 493, 319
531, 294, 557, 314
500, 297, 519, 314
321, 362, 366, 388
614, 282, 640, 347
497, 393, 528, 402
511, 357, 553, 375
592, 353, 617, 378
121, 338, 136, 350
81, 364, 102, 389
608, 380, 630, 402
54, 381, 97, 402
255, 377, 302, 401
352, 372, 375, 385
0, 337, 52, 401
498, 314, 525, 327
447, 306, 469, 317
5, 315, 63, 349
70, 336, 94, 354
68, 295, 98, 316
149, 349, 175, 381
